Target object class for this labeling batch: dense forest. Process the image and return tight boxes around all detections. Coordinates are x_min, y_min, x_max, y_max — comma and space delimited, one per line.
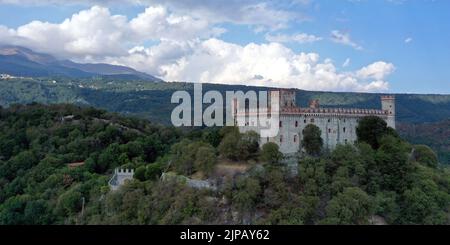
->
398, 120, 450, 165
0, 104, 449, 225
1, 77, 449, 164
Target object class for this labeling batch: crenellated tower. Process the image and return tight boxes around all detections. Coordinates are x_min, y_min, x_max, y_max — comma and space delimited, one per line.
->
381, 95, 395, 129
273, 89, 296, 108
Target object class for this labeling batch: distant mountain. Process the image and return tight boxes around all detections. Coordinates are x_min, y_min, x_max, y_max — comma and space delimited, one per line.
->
0, 46, 162, 81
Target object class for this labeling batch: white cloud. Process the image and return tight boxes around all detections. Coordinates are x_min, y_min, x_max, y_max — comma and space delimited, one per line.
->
0, 0, 304, 31
265, 33, 322, 44
105, 38, 394, 92
15, 6, 130, 58
356, 61, 395, 80
330, 30, 363, 50
0, 4, 395, 92
0, 5, 222, 59
342, 58, 351, 67
404, 37, 413, 43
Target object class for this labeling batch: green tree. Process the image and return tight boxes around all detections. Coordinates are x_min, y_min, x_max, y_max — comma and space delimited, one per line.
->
400, 187, 446, 224
56, 189, 83, 216
301, 124, 323, 156
322, 187, 373, 225
134, 166, 146, 181
298, 157, 328, 196
233, 177, 261, 218
356, 116, 389, 149
195, 145, 217, 176
375, 135, 413, 193
413, 145, 439, 168
146, 163, 163, 180
261, 142, 282, 165
218, 132, 241, 161
238, 131, 260, 160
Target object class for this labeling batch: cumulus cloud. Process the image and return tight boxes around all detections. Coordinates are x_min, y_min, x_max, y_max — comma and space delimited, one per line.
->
0, 5, 222, 59
0, 4, 395, 92
104, 38, 393, 92
0, 0, 305, 31
356, 61, 395, 80
265, 33, 322, 44
330, 30, 363, 50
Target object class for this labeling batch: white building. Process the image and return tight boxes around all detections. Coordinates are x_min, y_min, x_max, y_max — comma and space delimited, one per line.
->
234, 90, 395, 154
108, 168, 134, 191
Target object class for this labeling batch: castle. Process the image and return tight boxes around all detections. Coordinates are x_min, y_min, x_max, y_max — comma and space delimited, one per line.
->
234, 90, 395, 154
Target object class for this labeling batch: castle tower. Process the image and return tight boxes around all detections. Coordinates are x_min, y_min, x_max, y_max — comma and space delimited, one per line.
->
275, 89, 296, 108
381, 95, 395, 129
309, 99, 320, 109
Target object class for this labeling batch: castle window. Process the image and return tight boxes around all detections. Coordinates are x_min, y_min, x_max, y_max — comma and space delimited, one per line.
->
304, 119, 307, 124
280, 135, 283, 143
328, 119, 330, 123
295, 121, 298, 127
267, 137, 269, 142
328, 128, 331, 133
310, 118, 315, 123
279, 121, 282, 127
294, 135, 297, 143
343, 127, 346, 133
345, 139, 348, 144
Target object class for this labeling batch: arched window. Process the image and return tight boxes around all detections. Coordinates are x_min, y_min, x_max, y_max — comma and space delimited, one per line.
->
295, 121, 298, 127
343, 127, 346, 133
294, 135, 297, 143
279, 121, 282, 127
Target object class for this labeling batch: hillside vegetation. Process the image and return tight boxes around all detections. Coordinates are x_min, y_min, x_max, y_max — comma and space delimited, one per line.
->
1, 77, 449, 163
0, 104, 449, 225
399, 120, 450, 164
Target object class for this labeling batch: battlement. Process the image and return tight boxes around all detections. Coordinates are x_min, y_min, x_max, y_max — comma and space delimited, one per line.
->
115, 168, 134, 175
381, 95, 395, 100
109, 168, 134, 191
236, 106, 387, 116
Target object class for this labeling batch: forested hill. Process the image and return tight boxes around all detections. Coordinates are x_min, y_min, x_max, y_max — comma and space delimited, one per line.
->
398, 120, 450, 165
1, 77, 449, 163
0, 104, 450, 225
1, 78, 450, 124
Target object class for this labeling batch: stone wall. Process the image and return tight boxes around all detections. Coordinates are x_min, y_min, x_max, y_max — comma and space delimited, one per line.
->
236, 93, 395, 154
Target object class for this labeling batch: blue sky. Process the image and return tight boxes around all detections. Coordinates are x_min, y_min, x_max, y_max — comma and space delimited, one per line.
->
0, 0, 449, 94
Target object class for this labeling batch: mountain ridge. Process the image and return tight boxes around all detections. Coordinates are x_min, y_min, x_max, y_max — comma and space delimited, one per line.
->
0, 45, 161, 81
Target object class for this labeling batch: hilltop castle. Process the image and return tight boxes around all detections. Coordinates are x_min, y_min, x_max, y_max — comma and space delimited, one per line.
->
234, 90, 395, 154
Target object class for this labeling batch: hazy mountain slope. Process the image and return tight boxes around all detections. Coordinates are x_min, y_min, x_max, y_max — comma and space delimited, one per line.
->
0, 46, 160, 80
